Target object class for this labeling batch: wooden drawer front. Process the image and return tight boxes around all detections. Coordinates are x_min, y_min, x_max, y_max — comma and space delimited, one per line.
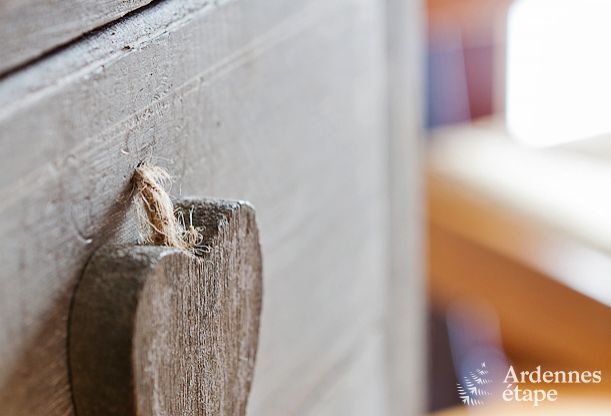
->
0, 0, 392, 414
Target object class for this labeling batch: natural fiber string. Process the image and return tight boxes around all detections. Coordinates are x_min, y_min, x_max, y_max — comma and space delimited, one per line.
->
133, 164, 200, 251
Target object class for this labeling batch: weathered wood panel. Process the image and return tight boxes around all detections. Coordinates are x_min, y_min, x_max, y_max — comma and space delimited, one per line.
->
0, 0, 398, 414
0, 0, 152, 76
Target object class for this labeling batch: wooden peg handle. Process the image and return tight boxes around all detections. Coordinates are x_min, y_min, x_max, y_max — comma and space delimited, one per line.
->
69, 199, 263, 416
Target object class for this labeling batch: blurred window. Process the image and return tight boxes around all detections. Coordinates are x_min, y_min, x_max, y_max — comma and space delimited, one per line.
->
507, 0, 611, 146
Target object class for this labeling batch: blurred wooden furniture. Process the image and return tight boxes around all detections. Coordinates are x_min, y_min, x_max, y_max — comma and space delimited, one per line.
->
432, 397, 611, 415
428, 120, 611, 386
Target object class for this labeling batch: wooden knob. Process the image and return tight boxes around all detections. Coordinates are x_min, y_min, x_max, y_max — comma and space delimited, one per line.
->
69, 199, 263, 416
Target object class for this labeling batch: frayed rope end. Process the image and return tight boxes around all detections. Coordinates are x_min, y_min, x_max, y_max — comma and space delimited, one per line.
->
133, 164, 201, 251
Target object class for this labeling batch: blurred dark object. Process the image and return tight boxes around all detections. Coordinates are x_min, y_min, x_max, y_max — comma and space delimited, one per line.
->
428, 309, 460, 412
446, 301, 509, 405
426, 30, 470, 128
426, 0, 511, 128
428, 301, 509, 413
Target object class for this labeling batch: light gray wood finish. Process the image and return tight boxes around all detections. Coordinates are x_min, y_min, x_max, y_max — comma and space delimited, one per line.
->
0, 0, 421, 414
385, 0, 425, 415
0, 0, 152, 76
70, 199, 262, 416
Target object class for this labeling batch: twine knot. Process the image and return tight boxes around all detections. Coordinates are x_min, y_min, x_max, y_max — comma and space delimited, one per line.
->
133, 164, 200, 251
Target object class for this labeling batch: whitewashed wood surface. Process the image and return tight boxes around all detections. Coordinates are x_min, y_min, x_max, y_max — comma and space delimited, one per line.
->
0, 0, 423, 414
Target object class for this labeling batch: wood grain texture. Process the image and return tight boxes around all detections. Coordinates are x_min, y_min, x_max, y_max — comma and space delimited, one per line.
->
0, 0, 152, 76
0, 0, 418, 414
70, 199, 262, 415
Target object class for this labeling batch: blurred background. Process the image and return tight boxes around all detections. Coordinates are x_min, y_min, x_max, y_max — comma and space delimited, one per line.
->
425, 0, 611, 414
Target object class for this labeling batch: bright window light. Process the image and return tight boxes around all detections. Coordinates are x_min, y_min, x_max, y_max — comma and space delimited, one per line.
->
506, 0, 611, 147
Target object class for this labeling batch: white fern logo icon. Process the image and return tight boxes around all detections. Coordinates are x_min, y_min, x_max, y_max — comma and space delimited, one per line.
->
457, 362, 492, 406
